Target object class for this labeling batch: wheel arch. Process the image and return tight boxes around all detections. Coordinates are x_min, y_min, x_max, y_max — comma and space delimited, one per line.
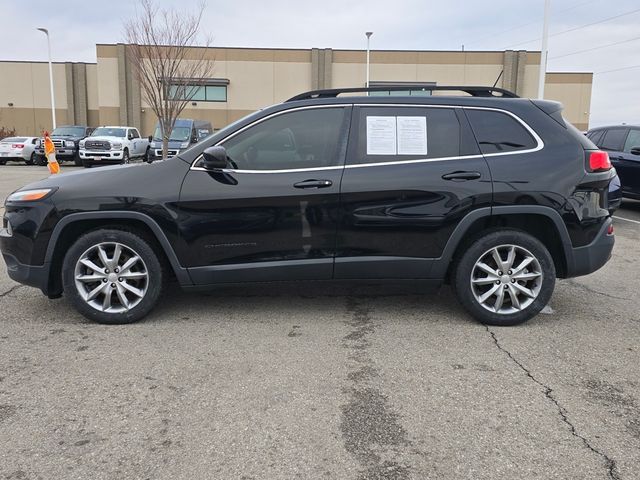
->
45, 212, 191, 297
435, 206, 572, 281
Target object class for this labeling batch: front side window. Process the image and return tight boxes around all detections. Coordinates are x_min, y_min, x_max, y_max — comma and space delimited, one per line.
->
350, 106, 460, 164
92, 127, 126, 138
129, 129, 140, 139
466, 109, 537, 154
600, 128, 628, 152
623, 129, 640, 153
221, 107, 347, 171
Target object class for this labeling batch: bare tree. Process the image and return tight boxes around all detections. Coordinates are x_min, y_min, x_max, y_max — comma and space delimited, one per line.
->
124, 0, 214, 159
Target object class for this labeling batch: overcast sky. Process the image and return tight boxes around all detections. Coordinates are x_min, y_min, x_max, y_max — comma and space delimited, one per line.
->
1, 0, 638, 127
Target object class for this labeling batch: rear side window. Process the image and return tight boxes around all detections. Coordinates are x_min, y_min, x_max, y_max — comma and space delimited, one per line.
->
623, 129, 640, 153
588, 130, 605, 146
466, 109, 537, 154
350, 107, 460, 165
600, 128, 627, 152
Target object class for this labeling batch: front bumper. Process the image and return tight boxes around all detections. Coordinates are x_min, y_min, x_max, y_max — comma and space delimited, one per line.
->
564, 217, 615, 278
79, 150, 125, 162
2, 251, 50, 295
35, 148, 76, 158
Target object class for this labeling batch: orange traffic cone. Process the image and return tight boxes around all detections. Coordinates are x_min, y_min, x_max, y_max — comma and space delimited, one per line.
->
43, 131, 60, 174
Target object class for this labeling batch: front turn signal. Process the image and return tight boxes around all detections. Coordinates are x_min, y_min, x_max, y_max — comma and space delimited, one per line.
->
6, 188, 56, 202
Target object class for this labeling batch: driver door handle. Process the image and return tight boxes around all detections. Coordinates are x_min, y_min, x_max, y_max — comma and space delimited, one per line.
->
293, 179, 333, 189
441, 171, 482, 181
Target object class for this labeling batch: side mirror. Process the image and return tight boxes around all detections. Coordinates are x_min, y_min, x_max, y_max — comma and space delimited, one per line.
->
148, 135, 153, 143
202, 146, 228, 170
630, 147, 640, 156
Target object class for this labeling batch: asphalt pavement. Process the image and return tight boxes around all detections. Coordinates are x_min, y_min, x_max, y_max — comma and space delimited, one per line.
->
1, 164, 639, 479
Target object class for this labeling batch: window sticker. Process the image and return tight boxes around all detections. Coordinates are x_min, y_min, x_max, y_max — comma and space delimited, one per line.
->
397, 116, 427, 155
366, 116, 397, 155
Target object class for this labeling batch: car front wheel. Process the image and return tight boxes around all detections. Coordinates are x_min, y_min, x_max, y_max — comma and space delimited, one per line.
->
62, 229, 164, 324
453, 230, 555, 326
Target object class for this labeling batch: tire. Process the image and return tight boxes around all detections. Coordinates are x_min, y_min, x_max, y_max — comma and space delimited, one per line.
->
62, 229, 164, 324
452, 230, 556, 326
144, 147, 150, 163
34, 154, 47, 166
74, 151, 82, 166
0, 159, 6, 166
122, 149, 129, 165
82, 160, 92, 168
25, 152, 35, 165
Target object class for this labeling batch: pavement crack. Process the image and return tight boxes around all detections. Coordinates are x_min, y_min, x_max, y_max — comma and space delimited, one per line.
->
0, 285, 23, 299
487, 326, 621, 480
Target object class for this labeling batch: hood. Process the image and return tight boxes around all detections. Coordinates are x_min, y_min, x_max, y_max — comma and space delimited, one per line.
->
46, 135, 84, 142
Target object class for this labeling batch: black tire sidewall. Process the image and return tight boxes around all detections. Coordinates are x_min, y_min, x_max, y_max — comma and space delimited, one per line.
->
453, 230, 556, 326
62, 229, 163, 324
122, 149, 129, 164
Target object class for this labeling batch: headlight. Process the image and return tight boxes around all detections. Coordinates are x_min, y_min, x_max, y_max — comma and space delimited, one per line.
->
6, 188, 56, 202
79, 140, 85, 148
180, 142, 189, 149
65, 140, 75, 147
112, 142, 123, 150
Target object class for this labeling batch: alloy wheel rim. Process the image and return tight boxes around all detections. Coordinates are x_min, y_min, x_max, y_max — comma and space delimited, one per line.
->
470, 244, 543, 315
74, 242, 149, 313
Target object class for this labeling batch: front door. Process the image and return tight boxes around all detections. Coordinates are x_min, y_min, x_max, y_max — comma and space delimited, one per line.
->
177, 106, 351, 284
335, 105, 492, 279
613, 128, 640, 196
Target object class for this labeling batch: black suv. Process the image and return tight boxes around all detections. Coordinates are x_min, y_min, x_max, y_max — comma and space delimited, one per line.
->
34, 125, 94, 166
587, 125, 640, 199
1, 86, 615, 326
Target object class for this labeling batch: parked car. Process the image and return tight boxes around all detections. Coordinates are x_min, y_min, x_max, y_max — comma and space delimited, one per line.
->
148, 119, 212, 161
1, 85, 615, 326
0, 136, 38, 165
587, 125, 640, 199
34, 126, 94, 166
79, 126, 149, 167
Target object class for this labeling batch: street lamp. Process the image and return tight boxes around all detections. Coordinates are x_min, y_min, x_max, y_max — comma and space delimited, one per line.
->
365, 32, 373, 89
37, 27, 56, 129
537, 0, 550, 99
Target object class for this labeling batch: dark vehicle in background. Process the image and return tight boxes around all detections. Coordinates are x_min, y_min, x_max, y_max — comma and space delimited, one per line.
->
1, 86, 615, 326
34, 125, 94, 166
148, 119, 212, 161
587, 125, 640, 200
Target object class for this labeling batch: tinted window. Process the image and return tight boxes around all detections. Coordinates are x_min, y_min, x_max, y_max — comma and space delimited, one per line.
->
222, 107, 346, 170
350, 107, 460, 164
600, 128, 628, 152
623, 129, 640, 153
588, 130, 605, 146
130, 129, 140, 139
466, 109, 537, 154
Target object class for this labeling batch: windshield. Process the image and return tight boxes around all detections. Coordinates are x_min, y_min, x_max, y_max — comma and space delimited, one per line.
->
51, 126, 85, 137
153, 126, 191, 142
92, 127, 126, 138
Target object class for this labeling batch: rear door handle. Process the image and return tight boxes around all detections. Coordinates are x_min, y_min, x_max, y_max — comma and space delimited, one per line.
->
293, 179, 333, 189
441, 171, 482, 181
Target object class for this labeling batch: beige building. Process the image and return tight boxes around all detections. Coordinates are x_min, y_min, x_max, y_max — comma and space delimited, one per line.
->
0, 44, 593, 136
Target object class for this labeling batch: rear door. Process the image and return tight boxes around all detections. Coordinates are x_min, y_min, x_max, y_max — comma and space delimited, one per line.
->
616, 128, 640, 196
335, 104, 492, 279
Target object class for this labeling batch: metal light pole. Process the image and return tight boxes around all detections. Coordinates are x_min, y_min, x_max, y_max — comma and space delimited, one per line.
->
365, 32, 373, 89
37, 27, 56, 129
537, 0, 550, 99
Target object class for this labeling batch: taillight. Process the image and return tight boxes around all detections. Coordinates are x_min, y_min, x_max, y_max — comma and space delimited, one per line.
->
587, 151, 611, 172
607, 224, 614, 235
11, 144, 24, 149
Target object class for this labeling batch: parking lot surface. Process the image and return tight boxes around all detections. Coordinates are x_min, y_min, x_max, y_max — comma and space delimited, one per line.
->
1, 164, 639, 479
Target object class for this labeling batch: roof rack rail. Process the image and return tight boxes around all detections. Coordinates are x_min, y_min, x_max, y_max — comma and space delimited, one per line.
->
286, 85, 519, 102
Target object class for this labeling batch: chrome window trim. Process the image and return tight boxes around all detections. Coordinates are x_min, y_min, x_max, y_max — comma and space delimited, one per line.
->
190, 102, 544, 174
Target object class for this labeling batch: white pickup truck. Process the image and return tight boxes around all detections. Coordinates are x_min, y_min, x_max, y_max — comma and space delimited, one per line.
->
78, 126, 149, 168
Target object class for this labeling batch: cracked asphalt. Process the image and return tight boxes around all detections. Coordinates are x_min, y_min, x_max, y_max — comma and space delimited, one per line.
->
1, 165, 639, 479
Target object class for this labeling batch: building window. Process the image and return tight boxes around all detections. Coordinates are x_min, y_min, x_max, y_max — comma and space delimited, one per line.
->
168, 81, 228, 102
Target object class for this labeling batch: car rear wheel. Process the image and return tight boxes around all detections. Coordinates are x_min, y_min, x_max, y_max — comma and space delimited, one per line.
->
62, 229, 164, 324
452, 230, 555, 326
25, 152, 35, 165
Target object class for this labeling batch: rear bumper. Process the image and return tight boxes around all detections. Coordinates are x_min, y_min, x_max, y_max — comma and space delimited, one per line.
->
2, 252, 50, 296
564, 217, 614, 278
